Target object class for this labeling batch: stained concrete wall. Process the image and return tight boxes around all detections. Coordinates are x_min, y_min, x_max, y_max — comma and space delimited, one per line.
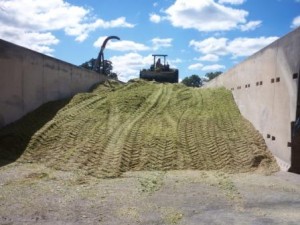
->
0, 39, 107, 128
205, 27, 300, 171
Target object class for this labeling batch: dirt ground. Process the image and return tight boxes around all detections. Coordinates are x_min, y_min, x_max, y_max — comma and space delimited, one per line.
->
0, 162, 299, 225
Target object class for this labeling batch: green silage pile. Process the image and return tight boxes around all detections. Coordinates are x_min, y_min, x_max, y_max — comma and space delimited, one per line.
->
0, 80, 278, 177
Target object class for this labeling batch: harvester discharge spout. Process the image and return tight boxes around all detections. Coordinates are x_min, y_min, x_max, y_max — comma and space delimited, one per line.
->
93, 36, 120, 74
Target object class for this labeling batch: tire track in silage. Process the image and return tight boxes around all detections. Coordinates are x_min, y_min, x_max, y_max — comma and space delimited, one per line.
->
177, 89, 206, 169
170, 87, 194, 169
95, 84, 166, 177
123, 84, 174, 172
144, 85, 177, 171
21, 95, 109, 171
233, 119, 272, 170
212, 112, 235, 170
122, 85, 167, 171
22, 95, 104, 149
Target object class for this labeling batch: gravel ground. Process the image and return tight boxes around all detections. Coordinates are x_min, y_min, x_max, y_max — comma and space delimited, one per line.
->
0, 162, 299, 225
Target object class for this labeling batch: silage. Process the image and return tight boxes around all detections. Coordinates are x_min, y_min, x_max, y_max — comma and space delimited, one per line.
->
0, 80, 278, 177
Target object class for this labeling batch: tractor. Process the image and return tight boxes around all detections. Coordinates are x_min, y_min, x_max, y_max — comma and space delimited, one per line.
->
140, 54, 179, 83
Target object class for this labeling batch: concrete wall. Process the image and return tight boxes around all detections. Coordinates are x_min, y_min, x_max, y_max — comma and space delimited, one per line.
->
205, 27, 300, 171
0, 39, 107, 128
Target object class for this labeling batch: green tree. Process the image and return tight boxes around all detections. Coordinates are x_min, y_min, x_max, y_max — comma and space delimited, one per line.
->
80, 58, 96, 70
102, 60, 112, 75
80, 58, 117, 80
108, 72, 118, 80
205, 71, 222, 80
182, 74, 202, 87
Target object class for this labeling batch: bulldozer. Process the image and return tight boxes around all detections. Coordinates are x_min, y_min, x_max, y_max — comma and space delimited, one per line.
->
140, 54, 179, 83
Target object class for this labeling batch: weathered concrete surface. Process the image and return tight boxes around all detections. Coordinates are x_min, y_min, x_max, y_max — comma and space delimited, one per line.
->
205, 27, 300, 172
0, 39, 107, 128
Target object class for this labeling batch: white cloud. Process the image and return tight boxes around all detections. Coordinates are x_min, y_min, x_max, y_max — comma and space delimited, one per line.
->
17, 32, 59, 55
291, 15, 300, 28
151, 38, 173, 50
227, 36, 279, 57
164, 0, 249, 32
168, 58, 182, 68
218, 0, 246, 5
0, 25, 59, 55
65, 17, 134, 42
190, 37, 228, 56
188, 63, 203, 70
153, 2, 158, 7
109, 53, 153, 82
195, 54, 220, 62
94, 37, 150, 52
149, 13, 162, 23
169, 58, 182, 64
202, 64, 225, 71
109, 17, 134, 28
0, 0, 134, 54
190, 36, 278, 58
240, 20, 262, 31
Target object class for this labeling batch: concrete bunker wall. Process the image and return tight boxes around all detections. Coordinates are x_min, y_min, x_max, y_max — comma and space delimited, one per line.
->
0, 39, 107, 128
205, 27, 300, 171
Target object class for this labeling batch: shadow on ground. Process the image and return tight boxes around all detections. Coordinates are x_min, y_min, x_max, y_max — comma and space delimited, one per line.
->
0, 99, 70, 167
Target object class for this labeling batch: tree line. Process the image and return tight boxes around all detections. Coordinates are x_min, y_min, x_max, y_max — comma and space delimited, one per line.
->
181, 71, 222, 87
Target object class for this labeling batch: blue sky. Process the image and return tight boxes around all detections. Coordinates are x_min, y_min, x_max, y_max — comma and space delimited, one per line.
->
0, 0, 299, 82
